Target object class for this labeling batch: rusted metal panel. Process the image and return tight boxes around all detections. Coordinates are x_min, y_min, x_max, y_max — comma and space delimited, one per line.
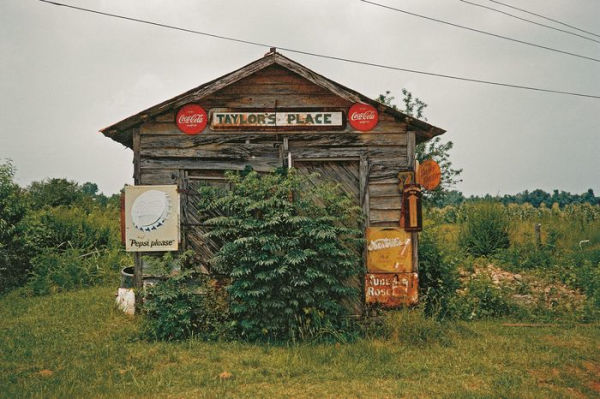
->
417, 159, 441, 190
365, 272, 418, 306
366, 227, 412, 273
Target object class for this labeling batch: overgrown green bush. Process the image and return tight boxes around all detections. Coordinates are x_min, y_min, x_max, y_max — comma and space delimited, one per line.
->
459, 201, 510, 256
0, 161, 36, 293
418, 230, 460, 319
495, 242, 554, 271
197, 169, 363, 342
450, 275, 516, 320
31, 206, 119, 251
25, 248, 127, 295
142, 253, 232, 341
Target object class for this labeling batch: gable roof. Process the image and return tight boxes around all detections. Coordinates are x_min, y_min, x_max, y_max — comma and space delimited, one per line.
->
100, 50, 445, 148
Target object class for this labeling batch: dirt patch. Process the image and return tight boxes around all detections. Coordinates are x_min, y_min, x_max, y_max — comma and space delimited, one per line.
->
588, 381, 600, 393
38, 369, 53, 377
542, 335, 592, 351
583, 361, 600, 377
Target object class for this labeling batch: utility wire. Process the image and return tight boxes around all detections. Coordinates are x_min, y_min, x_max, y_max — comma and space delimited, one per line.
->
458, 0, 600, 45
360, 0, 600, 64
38, 0, 600, 100
487, 0, 600, 39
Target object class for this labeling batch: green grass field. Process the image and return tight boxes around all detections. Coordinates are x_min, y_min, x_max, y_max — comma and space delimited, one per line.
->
2, 286, 599, 399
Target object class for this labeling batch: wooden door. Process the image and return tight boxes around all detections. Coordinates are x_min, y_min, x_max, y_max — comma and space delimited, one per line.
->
293, 159, 365, 315
180, 170, 229, 273
293, 160, 360, 205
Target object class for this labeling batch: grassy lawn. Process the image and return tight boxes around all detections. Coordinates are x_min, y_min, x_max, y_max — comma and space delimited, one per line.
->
1, 286, 599, 399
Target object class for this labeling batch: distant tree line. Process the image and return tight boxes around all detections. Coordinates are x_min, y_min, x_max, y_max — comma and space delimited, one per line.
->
429, 188, 599, 208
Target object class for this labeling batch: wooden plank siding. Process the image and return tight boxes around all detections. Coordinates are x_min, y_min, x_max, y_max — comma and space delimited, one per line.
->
135, 62, 413, 258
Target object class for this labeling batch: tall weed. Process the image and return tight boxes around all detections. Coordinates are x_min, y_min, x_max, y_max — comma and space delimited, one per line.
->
458, 201, 510, 257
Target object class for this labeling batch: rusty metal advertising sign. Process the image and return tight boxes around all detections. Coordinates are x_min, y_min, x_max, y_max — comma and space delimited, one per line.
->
366, 227, 412, 273
365, 272, 419, 307
124, 185, 180, 252
209, 109, 343, 130
417, 159, 441, 190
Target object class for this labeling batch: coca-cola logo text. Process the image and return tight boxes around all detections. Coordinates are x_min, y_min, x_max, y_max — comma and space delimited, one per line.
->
178, 113, 205, 124
350, 110, 376, 121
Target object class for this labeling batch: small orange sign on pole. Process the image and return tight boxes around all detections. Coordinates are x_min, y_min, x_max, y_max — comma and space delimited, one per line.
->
417, 159, 441, 190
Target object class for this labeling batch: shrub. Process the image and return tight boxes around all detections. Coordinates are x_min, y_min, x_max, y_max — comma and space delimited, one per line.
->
418, 230, 460, 319
197, 169, 363, 342
450, 275, 516, 320
32, 206, 119, 251
495, 242, 553, 271
459, 201, 510, 257
25, 248, 127, 295
0, 161, 36, 293
142, 269, 232, 341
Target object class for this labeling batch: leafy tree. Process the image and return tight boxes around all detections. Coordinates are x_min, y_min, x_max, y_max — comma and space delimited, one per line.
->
0, 161, 35, 292
376, 90, 462, 206
27, 178, 84, 209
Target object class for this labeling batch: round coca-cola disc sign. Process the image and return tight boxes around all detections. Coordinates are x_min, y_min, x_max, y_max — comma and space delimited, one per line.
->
176, 104, 207, 134
348, 103, 378, 132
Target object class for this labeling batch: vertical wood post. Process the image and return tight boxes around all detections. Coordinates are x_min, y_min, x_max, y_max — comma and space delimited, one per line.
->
535, 223, 542, 248
132, 127, 142, 312
359, 156, 369, 315
132, 128, 141, 184
406, 131, 419, 274
133, 252, 143, 312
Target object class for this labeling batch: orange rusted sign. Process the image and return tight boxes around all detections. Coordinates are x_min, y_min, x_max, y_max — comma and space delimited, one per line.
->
365, 273, 419, 307
417, 159, 441, 190
366, 227, 412, 273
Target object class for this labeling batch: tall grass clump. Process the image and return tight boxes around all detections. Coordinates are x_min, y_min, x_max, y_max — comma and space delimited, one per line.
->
418, 230, 460, 319
459, 201, 510, 257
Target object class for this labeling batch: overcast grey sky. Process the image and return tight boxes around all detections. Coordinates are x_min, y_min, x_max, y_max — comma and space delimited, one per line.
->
1, 0, 598, 196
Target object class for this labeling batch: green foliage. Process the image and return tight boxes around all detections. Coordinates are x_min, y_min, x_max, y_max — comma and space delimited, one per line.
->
0, 160, 127, 295
25, 248, 127, 295
31, 206, 119, 251
378, 308, 454, 347
27, 178, 85, 209
495, 242, 554, 271
0, 161, 36, 292
450, 275, 516, 320
27, 177, 115, 210
197, 169, 363, 342
376, 90, 463, 206
459, 201, 510, 257
142, 253, 232, 341
418, 230, 460, 319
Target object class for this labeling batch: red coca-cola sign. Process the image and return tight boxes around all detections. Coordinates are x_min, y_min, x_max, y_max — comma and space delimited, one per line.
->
176, 104, 207, 134
348, 103, 378, 132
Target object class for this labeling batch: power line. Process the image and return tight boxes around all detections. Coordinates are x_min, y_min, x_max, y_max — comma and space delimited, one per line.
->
487, 0, 600, 39
458, 0, 600, 45
37, 0, 600, 100
360, 0, 600, 64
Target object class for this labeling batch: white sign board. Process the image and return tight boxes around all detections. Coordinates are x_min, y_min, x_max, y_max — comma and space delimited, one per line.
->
210, 110, 343, 129
124, 185, 180, 252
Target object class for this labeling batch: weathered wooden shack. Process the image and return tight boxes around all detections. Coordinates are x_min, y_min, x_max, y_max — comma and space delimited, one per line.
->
102, 50, 445, 303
